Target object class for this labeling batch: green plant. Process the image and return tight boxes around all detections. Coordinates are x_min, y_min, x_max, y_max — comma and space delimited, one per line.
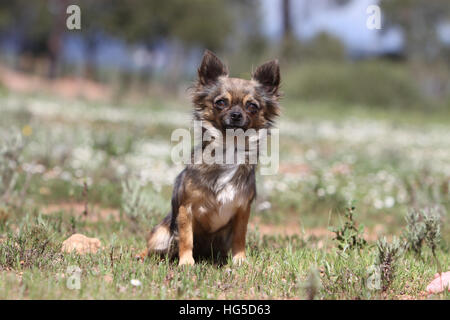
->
121, 179, 168, 228
376, 237, 402, 292
303, 267, 322, 300
403, 207, 443, 261
423, 207, 443, 274
121, 179, 151, 223
331, 205, 367, 252
0, 215, 61, 270
403, 209, 427, 255
283, 61, 425, 109
0, 130, 26, 206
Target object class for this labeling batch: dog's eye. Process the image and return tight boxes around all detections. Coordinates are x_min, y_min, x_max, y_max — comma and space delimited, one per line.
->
246, 102, 259, 114
215, 99, 227, 109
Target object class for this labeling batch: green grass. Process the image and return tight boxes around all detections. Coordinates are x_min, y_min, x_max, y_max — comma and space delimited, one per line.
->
0, 91, 448, 299
0, 211, 447, 299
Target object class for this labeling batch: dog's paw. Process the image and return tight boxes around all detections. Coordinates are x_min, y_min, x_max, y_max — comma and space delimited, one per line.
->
178, 255, 195, 266
232, 253, 247, 266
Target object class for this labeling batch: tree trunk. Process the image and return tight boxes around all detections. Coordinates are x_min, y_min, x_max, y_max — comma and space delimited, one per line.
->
282, 0, 292, 40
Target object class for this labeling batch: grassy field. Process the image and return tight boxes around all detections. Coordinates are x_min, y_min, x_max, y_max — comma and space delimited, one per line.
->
0, 91, 448, 299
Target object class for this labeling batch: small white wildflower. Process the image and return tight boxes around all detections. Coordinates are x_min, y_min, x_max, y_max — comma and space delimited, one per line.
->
61, 171, 72, 181
326, 185, 336, 195
384, 196, 395, 208
256, 201, 271, 212
317, 188, 325, 197
305, 149, 317, 161
130, 279, 142, 287
374, 199, 384, 209
396, 190, 408, 203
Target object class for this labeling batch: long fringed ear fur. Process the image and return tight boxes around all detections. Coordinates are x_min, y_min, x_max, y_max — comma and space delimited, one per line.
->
252, 60, 280, 95
197, 50, 228, 85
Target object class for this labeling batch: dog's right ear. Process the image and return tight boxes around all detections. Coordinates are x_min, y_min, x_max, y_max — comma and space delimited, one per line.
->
198, 50, 228, 85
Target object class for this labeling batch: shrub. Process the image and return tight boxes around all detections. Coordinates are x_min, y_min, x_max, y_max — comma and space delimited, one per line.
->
403, 209, 427, 255
331, 205, 367, 252
403, 207, 443, 257
283, 60, 424, 109
0, 130, 27, 208
121, 179, 169, 227
0, 216, 61, 270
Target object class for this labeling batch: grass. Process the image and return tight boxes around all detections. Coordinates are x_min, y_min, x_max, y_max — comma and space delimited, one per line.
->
0, 90, 449, 299
0, 215, 447, 299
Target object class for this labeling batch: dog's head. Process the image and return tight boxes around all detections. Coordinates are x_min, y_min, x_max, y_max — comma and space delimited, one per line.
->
192, 50, 281, 132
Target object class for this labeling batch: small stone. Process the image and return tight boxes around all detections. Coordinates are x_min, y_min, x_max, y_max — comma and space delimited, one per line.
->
61, 233, 101, 255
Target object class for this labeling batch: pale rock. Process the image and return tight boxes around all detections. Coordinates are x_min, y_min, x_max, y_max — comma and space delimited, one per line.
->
61, 233, 101, 254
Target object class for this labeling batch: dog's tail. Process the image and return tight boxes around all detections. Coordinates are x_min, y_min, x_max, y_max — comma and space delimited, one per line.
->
146, 215, 175, 256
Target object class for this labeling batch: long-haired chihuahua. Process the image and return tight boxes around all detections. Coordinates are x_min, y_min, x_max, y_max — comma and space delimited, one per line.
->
147, 50, 281, 265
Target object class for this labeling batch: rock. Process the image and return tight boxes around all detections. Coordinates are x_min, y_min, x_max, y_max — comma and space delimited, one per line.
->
426, 271, 450, 294
61, 234, 101, 254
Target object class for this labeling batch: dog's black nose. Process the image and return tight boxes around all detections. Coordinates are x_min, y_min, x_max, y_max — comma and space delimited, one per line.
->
230, 112, 242, 121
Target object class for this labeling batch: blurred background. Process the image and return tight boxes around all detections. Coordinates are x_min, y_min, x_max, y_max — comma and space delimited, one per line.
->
0, 0, 449, 248
0, 1, 449, 300
0, 0, 449, 110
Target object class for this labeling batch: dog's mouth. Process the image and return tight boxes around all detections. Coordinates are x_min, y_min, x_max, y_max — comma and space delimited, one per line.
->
223, 119, 249, 130
224, 124, 246, 130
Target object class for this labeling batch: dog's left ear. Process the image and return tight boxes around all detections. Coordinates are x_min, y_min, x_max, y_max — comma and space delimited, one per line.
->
252, 60, 280, 95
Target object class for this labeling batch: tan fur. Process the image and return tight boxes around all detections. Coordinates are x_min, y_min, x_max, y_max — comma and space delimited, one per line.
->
177, 205, 195, 266
231, 203, 251, 264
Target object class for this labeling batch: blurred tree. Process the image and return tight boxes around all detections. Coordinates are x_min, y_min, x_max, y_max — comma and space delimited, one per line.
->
381, 0, 450, 102
301, 32, 346, 62
380, 0, 450, 63
280, 0, 302, 62
95, 0, 238, 87
282, 0, 292, 40
99, 0, 233, 51
0, 0, 265, 86
0, 0, 67, 77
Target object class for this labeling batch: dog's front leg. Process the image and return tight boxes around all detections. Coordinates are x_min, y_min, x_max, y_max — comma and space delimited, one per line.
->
231, 204, 251, 265
177, 205, 195, 266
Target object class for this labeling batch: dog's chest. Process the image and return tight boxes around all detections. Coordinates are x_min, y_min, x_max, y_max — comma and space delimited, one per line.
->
204, 165, 249, 232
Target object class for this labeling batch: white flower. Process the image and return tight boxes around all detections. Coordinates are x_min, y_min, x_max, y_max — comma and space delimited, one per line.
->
374, 199, 384, 209
305, 149, 317, 161
384, 196, 395, 208
256, 201, 271, 211
326, 185, 336, 195
317, 188, 325, 197
130, 279, 142, 287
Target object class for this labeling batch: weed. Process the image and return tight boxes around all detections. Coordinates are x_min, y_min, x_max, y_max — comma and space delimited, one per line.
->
403, 207, 443, 267
331, 205, 367, 252
0, 130, 27, 207
304, 267, 322, 300
121, 179, 152, 224
403, 209, 426, 255
0, 216, 61, 270
423, 207, 443, 274
376, 237, 402, 292
121, 179, 168, 228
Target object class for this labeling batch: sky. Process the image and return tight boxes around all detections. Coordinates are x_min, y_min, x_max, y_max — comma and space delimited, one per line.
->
260, 0, 403, 55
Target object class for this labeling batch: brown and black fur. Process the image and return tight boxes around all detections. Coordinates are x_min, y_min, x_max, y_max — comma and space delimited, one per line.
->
146, 50, 281, 265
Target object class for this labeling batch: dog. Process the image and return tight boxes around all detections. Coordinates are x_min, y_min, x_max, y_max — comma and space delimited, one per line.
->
146, 50, 281, 266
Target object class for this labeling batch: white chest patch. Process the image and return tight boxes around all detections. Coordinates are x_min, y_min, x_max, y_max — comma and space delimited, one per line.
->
206, 165, 246, 232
